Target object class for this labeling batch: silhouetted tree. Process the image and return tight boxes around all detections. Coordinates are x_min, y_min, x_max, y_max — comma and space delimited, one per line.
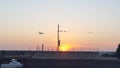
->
116, 44, 120, 60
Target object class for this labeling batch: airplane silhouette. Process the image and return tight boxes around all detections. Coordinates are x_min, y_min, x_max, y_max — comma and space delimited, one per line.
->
39, 32, 44, 34
88, 32, 93, 34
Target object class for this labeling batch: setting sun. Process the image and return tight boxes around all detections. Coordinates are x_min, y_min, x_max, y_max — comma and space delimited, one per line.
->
59, 44, 71, 51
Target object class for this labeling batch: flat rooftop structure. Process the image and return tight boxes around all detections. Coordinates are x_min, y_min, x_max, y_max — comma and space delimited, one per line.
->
0, 50, 115, 59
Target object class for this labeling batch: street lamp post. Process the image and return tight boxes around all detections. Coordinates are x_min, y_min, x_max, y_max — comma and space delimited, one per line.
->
39, 32, 44, 51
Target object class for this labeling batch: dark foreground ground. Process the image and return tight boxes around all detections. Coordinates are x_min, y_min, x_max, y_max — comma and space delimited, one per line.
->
0, 58, 120, 68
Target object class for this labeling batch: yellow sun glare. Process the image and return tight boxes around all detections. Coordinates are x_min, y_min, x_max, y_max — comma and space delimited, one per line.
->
59, 44, 70, 51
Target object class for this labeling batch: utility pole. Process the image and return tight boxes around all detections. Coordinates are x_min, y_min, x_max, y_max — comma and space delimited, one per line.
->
57, 24, 60, 51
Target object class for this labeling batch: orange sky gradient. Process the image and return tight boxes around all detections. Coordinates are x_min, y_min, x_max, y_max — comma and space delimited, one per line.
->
0, 0, 120, 51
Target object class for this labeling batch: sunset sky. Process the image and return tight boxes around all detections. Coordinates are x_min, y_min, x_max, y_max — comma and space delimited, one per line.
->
0, 0, 120, 51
